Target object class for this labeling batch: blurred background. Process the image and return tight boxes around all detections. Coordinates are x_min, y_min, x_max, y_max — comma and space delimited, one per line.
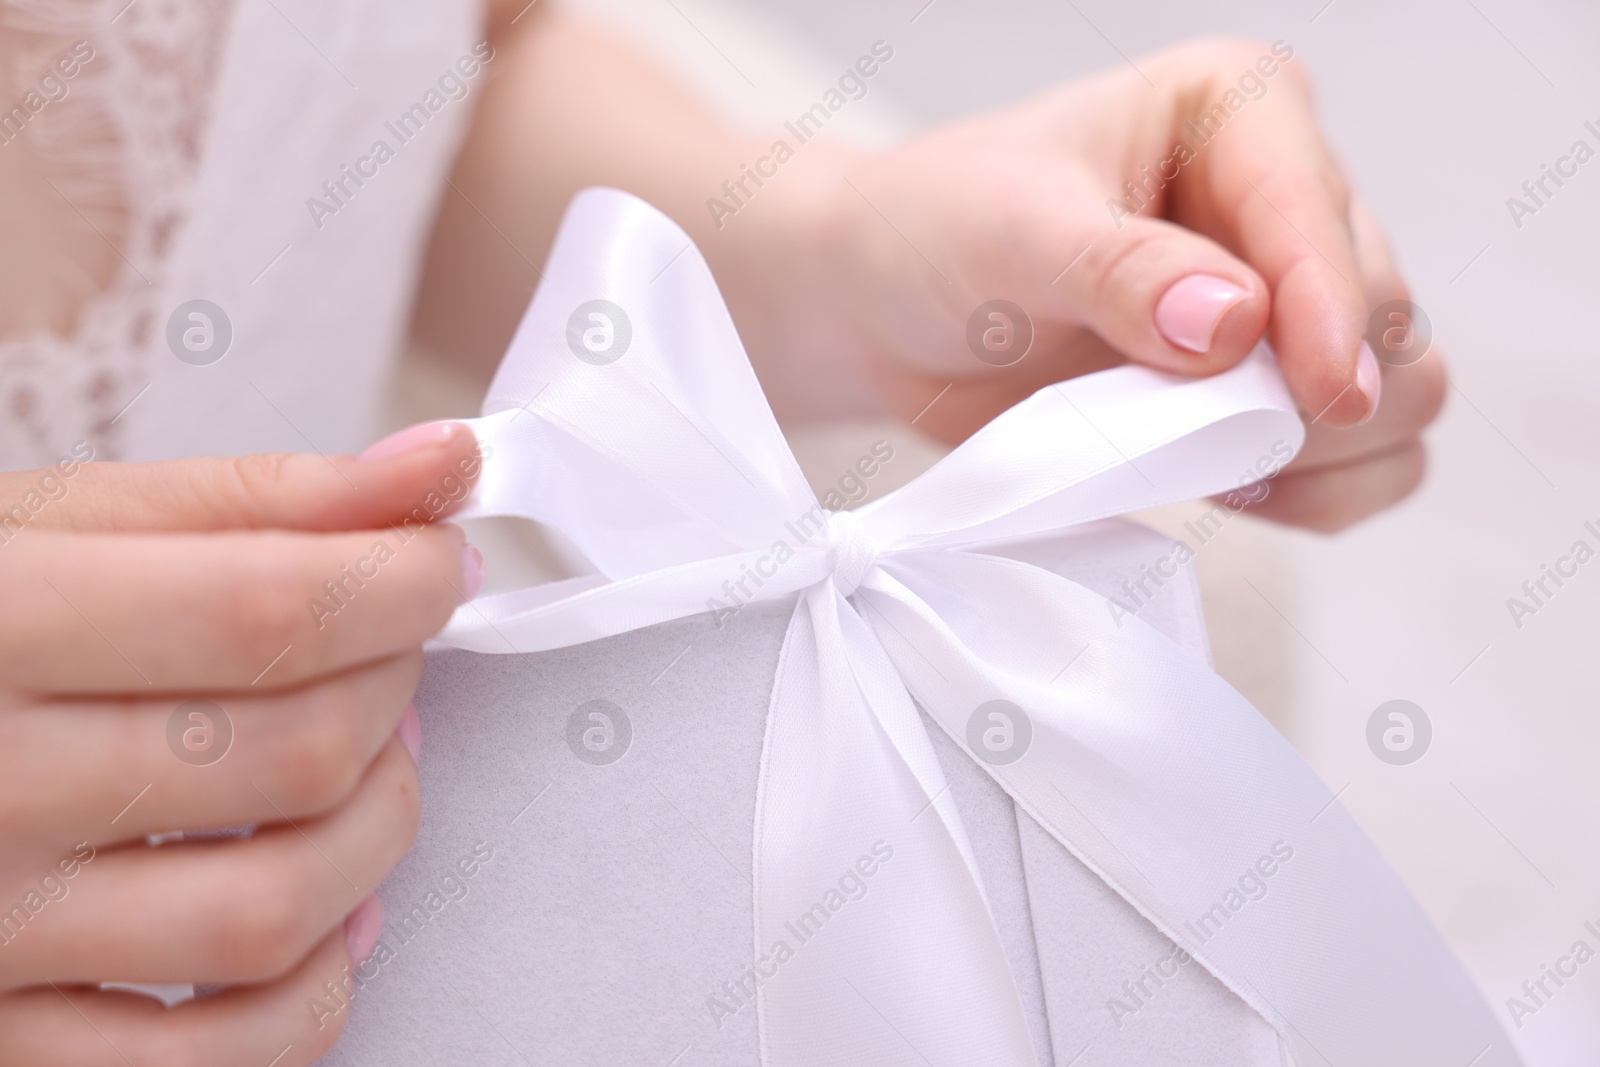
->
387, 1, 1600, 1062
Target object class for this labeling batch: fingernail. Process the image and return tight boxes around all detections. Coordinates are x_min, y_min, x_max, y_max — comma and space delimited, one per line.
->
460, 542, 485, 601
1355, 340, 1382, 424
344, 894, 383, 966
358, 421, 463, 462
396, 702, 421, 765
1155, 273, 1249, 354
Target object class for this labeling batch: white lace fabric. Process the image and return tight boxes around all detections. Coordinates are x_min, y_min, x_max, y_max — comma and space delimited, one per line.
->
0, 0, 234, 467
0, 0, 483, 470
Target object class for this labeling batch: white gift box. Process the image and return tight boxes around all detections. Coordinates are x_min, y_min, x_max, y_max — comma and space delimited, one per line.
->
323, 520, 1280, 1066
316, 189, 1514, 1066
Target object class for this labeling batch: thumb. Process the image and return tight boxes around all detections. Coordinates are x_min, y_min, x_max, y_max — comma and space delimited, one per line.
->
1045, 213, 1269, 376
0, 421, 484, 535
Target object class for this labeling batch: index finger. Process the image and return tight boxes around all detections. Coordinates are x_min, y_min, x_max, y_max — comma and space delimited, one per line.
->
0, 422, 484, 537
1158, 41, 1376, 426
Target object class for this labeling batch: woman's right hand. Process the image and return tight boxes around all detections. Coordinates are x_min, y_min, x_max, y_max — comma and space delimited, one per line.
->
0, 422, 484, 1066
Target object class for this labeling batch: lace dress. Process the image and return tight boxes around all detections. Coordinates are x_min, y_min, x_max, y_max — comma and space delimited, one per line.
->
0, 0, 483, 469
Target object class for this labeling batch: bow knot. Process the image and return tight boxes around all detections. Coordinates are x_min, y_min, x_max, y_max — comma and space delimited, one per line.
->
824, 509, 879, 597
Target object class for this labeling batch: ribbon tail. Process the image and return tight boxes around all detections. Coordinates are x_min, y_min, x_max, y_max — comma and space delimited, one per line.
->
860, 552, 1521, 1067
752, 583, 1039, 1066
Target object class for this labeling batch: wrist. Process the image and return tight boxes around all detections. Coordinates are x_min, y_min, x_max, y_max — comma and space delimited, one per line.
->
694, 140, 889, 422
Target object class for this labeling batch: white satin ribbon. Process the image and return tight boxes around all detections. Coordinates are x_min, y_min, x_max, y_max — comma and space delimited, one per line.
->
439, 188, 1518, 1066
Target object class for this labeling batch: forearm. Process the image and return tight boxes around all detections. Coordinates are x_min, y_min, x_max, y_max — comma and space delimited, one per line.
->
412, 6, 872, 415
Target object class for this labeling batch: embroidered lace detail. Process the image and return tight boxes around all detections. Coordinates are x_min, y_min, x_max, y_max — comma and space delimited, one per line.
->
0, 0, 233, 467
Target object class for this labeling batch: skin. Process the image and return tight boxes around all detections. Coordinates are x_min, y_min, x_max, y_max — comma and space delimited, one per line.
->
0, 433, 480, 1064
0, 5, 1444, 1062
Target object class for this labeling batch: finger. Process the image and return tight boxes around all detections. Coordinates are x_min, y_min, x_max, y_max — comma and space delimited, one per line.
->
0, 421, 481, 536
0, 525, 471, 693
1158, 42, 1375, 426
1284, 195, 1445, 471
1291, 347, 1444, 471
0, 653, 420, 849
1040, 212, 1270, 376
1348, 196, 1409, 309
1248, 442, 1426, 532
0, 738, 417, 988
0, 926, 358, 1067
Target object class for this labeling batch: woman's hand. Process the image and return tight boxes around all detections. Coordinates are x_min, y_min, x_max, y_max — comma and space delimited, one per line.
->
0, 423, 483, 1066
743, 38, 1444, 532
428, 20, 1438, 533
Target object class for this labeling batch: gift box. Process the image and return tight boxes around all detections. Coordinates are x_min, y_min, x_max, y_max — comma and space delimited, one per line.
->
324, 521, 1279, 1066
321, 189, 1516, 1066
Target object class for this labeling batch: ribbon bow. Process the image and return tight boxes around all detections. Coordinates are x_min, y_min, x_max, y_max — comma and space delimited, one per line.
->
440, 188, 1516, 1066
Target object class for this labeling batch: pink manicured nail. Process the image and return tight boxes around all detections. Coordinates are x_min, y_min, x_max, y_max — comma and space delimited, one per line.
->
358, 421, 463, 462
460, 542, 485, 601
396, 702, 421, 765
1354, 341, 1382, 424
1155, 274, 1249, 354
344, 894, 383, 965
